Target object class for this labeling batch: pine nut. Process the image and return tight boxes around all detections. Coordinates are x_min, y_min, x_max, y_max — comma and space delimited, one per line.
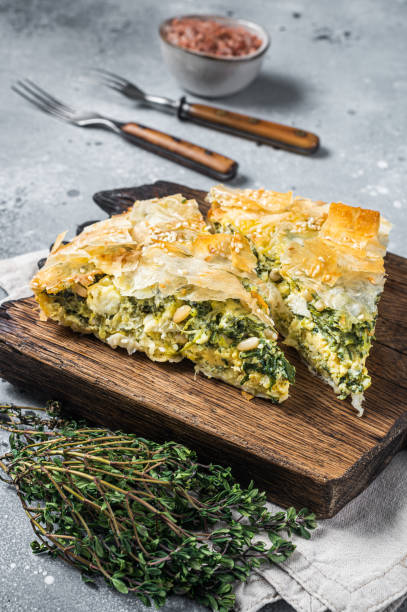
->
173, 305, 192, 323
314, 299, 325, 311
143, 314, 156, 333
237, 337, 260, 351
264, 328, 278, 341
269, 270, 281, 282
73, 283, 87, 298
174, 334, 187, 344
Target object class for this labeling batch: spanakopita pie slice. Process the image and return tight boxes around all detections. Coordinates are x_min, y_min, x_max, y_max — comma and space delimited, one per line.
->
207, 185, 391, 415
31, 194, 294, 402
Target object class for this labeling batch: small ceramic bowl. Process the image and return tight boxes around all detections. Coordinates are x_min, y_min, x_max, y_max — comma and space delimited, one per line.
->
159, 15, 270, 98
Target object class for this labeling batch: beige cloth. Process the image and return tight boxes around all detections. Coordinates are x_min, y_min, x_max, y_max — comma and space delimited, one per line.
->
236, 450, 407, 612
1, 252, 406, 612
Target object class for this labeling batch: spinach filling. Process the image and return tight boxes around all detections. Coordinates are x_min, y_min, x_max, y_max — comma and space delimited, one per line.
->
240, 342, 295, 386
254, 249, 280, 280
51, 284, 294, 399
184, 301, 266, 345
212, 220, 375, 399
307, 305, 374, 394
183, 304, 295, 392
308, 305, 375, 361
244, 237, 373, 394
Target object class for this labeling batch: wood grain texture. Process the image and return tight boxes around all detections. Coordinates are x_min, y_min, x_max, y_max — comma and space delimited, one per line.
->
120, 124, 238, 181
1, 181, 406, 518
181, 102, 320, 154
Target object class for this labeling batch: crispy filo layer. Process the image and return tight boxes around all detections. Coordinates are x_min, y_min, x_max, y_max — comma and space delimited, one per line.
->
32, 194, 295, 402
207, 185, 391, 414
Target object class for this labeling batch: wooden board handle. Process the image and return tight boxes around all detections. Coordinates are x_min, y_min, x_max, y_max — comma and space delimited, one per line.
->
120, 122, 238, 180
180, 101, 319, 155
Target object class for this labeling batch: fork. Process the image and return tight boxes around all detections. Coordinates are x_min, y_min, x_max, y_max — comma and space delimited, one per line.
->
94, 68, 320, 155
12, 79, 238, 181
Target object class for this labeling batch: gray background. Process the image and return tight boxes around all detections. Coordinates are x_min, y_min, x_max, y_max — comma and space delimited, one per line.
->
0, 0, 406, 610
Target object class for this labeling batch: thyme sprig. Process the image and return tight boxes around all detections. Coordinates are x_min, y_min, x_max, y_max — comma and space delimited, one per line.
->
0, 402, 316, 611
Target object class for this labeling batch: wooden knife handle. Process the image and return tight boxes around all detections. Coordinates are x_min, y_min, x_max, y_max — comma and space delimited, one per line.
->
180, 101, 319, 155
120, 122, 238, 180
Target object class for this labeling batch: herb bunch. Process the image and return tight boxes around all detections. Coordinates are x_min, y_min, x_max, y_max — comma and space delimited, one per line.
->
0, 403, 316, 611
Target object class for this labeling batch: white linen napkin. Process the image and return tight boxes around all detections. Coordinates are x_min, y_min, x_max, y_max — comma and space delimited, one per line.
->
1, 252, 406, 612
0, 249, 48, 302
235, 450, 407, 612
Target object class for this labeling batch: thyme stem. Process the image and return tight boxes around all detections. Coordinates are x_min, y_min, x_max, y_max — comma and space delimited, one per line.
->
0, 402, 316, 611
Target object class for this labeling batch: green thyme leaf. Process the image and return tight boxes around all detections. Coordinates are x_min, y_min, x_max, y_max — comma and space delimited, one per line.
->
0, 402, 316, 611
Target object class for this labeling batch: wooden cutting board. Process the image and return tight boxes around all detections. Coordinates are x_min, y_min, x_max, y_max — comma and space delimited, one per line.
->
0, 181, 406, 518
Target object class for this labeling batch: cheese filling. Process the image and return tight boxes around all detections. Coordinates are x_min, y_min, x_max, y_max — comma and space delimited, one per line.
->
212, 222, 375, 408
39, 275, 294, 402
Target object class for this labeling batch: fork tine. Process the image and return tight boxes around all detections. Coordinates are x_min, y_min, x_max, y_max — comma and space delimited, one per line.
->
12, 83, 54, 114
97, 73, 131, 93
14, 80, 59, 112
97, 74, 124, 90
91, 67, 130, 88
13, 81, 66, 119
103, 82, 127, 94
25, 79, 73, 112
18, 79, 73, 115
92, 67, 145, 98
12, 83, 69, 121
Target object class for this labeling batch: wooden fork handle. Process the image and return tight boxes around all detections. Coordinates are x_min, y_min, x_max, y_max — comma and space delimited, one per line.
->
120, 122, 238, 181
179, 100, 319, 155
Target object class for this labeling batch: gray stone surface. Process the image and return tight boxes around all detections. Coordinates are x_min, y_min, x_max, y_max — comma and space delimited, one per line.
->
0, 0, 406, 611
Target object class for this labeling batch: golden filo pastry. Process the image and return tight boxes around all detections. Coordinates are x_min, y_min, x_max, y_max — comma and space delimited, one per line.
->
207, 185, 391, 415
31, 194, 295, 403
